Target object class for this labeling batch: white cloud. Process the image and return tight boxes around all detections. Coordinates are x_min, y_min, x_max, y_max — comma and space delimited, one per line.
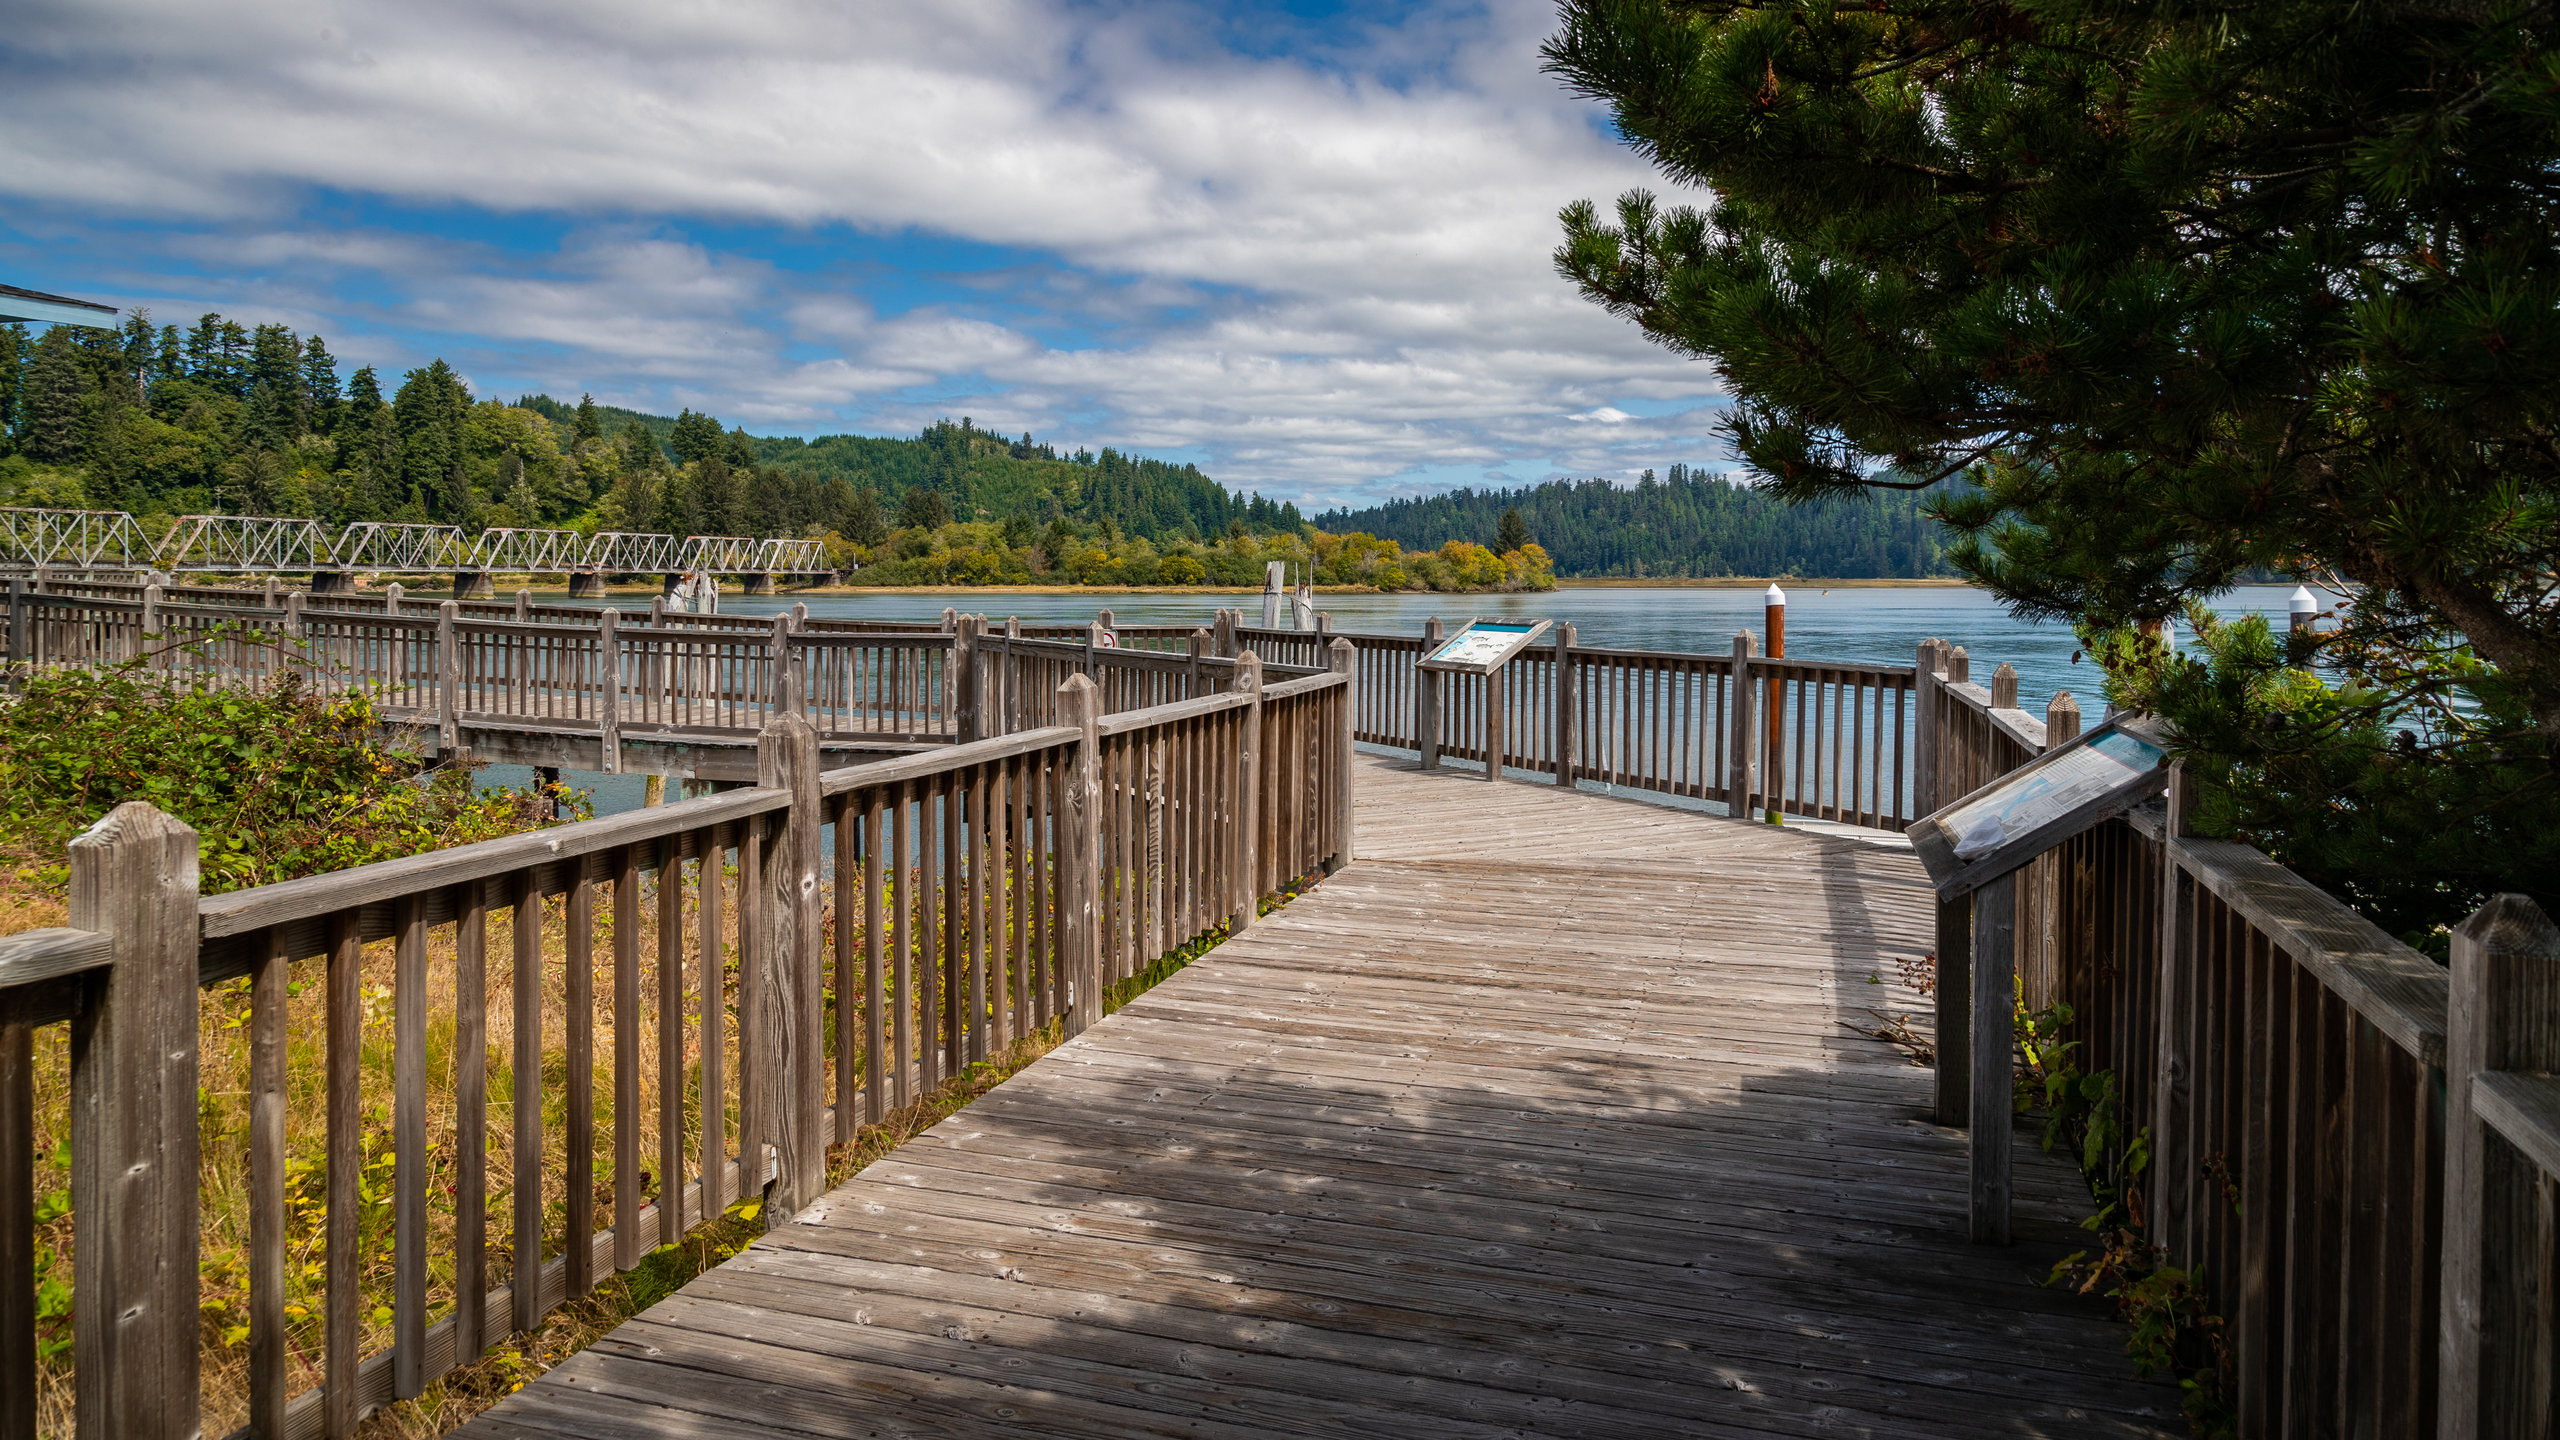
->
0, 0, 1728, 507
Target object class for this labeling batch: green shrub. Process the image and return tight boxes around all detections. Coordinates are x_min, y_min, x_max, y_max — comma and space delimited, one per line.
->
0, 636, 572, 892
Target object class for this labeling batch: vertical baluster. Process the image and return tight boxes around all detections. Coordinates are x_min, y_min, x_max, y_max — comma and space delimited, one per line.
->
656, 837, 684, 1246
835, 794, 860, 1134
511, 871, 544, 1335
865, 792, 889, 1124
738, 811, 765, 1201
565, 867, 596, 1296
699, 828, 727, 1214
1012, 753, 1032, 1041
393, 895, 428, 1398
922, 778, 946, 1091
968, 763, 989, 1065
247, 925, 289, 1434
325, 910, 362, 1436
613, 847, 641, 1270
892, 783, 915, 1105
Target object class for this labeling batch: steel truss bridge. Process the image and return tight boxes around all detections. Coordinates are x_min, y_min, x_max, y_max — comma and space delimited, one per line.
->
0, 508, 834, 576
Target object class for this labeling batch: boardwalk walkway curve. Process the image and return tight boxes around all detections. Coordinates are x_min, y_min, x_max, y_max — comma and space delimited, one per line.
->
11, 587, 2528, 1437
460, 755, 2177, 1439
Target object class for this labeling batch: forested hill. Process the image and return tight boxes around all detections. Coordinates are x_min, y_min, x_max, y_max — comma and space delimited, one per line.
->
0, 299, 1302, 552
511, 397, 1307, 540
1316, 466, 1959, 579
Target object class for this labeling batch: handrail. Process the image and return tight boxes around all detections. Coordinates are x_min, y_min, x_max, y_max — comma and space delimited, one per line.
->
0, 926, 113, 987
2, 648, 1357, 1439
1913, 629, 2560, 1433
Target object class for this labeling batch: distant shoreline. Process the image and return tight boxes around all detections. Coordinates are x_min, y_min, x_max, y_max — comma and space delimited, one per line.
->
166, 575, 1974, 598
1556, 577, 1972, 589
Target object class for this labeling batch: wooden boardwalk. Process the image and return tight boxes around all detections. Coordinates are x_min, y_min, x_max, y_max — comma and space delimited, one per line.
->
461, 754, 2176, 1439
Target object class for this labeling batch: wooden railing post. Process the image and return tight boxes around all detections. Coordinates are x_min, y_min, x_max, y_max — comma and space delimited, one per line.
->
1553, 622, 1579, 788
1728, 631, 1757, 819
2440, 893, 2560, 1440
599, 608, 622, 773
513, 588, 530, 624
384, 581, 403, 615
67, 801, 202, 1440
1483, 654, 1505, 783
1231, 652, 1264, 933
756, 712, 824, 1225
1933, 889, 1971, 1129
1328, 637, 1355, 871
140, 581, 162, 669
955, 613, 982, 742
284, 590, 307, 689
1968, 869, 2017, 1245
1418, 617, 1443, 771
2046, 691, 2081, 745
1914, 638, 1944, 816
1058, 675, 1104, 1035
1991, 661, 2019, 711
8, 577, 28, 685
437, 600, 461, 754
2151, 760, 2198, 1262
1213, 609, 1237, 659
766, 613, 791, 719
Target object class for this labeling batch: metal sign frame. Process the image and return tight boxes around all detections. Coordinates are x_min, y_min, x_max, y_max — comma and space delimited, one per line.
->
1909, 712, 2171, 898
1416, 618, 1551, 675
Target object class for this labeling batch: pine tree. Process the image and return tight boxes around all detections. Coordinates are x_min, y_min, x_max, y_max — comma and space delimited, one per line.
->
572, 393, 603, 446
21, 327, 89, 464
393, 360, 470, 520
1545, 0, 2560, 734
844, 486, 888, 545
1543, 0, 2560, 930
244, 323, 305, 445
668, 409, 723, 465
1496, 508, 1530, 555
0, 323, 24, 456
184, 314, 223, 386
343, 366, 382, 432
301, 336, 341, 433
898, 486, 950, 531
617, 421, 661, 474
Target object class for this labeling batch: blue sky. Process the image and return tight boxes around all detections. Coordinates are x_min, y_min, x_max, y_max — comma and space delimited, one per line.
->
0, 0, 1727, 511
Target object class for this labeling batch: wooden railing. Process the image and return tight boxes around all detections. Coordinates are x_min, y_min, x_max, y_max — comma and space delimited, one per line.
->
1918, 633, 2560, 1438
0, 654, 1352, 1439
1230, 615, 1919, 830
1, 587, 1323, 776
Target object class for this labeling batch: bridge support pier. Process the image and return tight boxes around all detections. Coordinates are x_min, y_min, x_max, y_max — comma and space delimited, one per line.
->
311, 569, 355, 595
567, 571, 605, 598
743, 572, 775, 595
452, 570, 496, 599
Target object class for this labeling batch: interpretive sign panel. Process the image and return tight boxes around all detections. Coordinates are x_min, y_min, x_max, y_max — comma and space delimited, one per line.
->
1910, 714, 2170, 897
1417, 619, 1550, 675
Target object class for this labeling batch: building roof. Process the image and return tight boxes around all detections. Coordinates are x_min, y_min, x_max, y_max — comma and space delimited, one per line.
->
0, 284, 120, 330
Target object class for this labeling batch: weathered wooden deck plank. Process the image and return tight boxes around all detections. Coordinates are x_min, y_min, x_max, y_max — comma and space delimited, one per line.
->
460, 752, 2176, 1438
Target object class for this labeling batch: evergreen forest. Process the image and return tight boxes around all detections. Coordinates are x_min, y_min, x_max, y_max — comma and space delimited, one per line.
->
0, 311, 1304, 555
1317, 466, 1958, 579
0, 308, 1949, 587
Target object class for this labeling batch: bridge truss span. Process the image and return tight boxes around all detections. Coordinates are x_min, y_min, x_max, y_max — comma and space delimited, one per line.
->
0, 507, 154, 571
757, 537, 830, 574
331, 523, 470, 572
464, 528, 587, 572
154, 515, 336, 573
581, 531, 682, 573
